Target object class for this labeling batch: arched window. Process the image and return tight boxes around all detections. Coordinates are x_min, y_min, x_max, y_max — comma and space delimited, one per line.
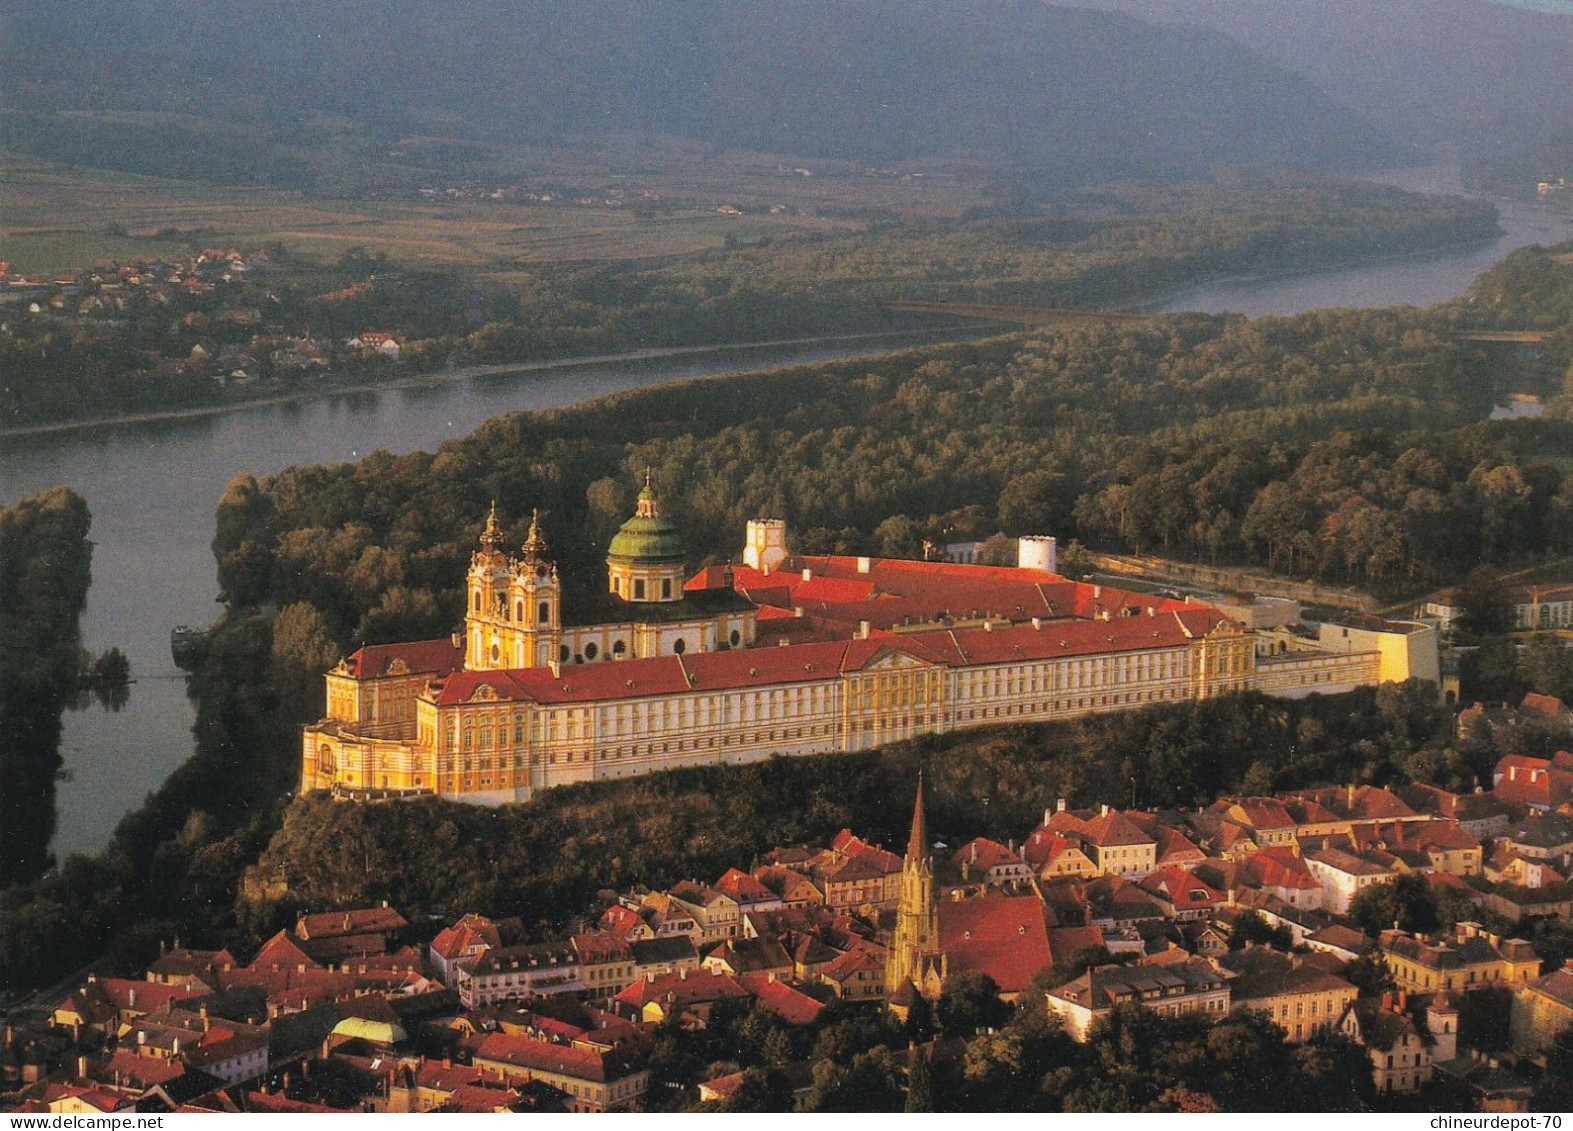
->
473, 590, 481, 611
662, 578, 672, 599
584, 642, 598, 660
730, 629, 741, 647
634, 579, 646, 600
673, 638, 686, 655
516, 601, 524, 621
318, 744, 334, 772
559, 645, 570, 663
613, 640, 627, 657
539, 602, 551, 624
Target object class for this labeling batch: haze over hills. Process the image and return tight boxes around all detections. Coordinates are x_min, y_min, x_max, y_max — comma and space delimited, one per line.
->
1076, 0, 1573, 159
0, 0, 1393, 189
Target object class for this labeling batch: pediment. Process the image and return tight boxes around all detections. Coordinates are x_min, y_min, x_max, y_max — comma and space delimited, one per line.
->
864, 647, 929, 670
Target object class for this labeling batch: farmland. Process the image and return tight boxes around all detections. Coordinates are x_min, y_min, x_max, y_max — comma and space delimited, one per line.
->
0, 147, 989, 279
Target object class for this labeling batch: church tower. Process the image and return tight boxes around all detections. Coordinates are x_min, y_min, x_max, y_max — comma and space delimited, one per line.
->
466, 503, 513, 670
887, 774, 944, 1003
506, 509, 561, 670
606, 473, 687, 603
465, 505, 561, 671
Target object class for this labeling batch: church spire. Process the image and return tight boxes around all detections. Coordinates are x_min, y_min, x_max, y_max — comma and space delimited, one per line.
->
521, 507, 550, 565
907, 771, 929, 861
479, 500, 504, 551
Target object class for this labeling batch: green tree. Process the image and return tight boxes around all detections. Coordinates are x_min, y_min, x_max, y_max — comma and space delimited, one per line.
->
904, 1043, 933, 1112
1456, 565, 1514, 638
1349, 874, 1439, 937
1533, 1024, 1573, 1113
937, 971, 1011, 1036
802, 1048, 903, 1113
716, 1067, 795, 1112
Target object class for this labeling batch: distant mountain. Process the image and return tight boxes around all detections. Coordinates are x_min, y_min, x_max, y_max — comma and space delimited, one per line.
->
0, 0, 1394, 188
1074, 0, 1573, 159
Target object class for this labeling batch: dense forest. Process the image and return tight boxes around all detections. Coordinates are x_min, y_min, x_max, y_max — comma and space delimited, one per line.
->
0, 488, 93, 888
0, 176, 1497, 428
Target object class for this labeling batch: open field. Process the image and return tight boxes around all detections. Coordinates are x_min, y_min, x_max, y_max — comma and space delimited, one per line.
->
0, 146, 993, 275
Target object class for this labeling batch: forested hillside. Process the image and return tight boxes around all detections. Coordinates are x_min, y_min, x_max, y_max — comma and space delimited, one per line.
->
0, 1, 1388, 189
1079, 0, 1573, 159
0, 488, 93, 887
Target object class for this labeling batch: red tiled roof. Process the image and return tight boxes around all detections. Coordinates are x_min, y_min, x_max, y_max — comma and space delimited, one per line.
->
105, 1050, 187, 1087
614, 969, 747, 1009
474, 1032, 637, 1084
1139, 867, 1225, 911
432, 916, 502, 961
1080, 811, 1155, 849
938, 894, 1052, 993
1240, 847, 1320, 891
735, 974, 825, 1025
248, 931, 320, 971
953, 837, 1023, 873
345, 637, 463, 679
97, 978, 206, 1014
1494, 753, 1573, 808
298, 906, 407, 939
819, 947, 883, 984
713, 867, 775, 903
1046, 925, 1105, 964
1521, 692, 1567, 718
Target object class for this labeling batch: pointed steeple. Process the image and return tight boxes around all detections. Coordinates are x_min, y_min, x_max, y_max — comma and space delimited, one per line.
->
907, 772, 929, 862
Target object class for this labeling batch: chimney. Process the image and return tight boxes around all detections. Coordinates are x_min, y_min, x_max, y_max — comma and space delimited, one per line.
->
1032, 617, 1041, 630
549, 659, 561, 678
1057, 798, 1067, 813
200, 1003, 210, 1032
1101, 804, 1110, 817
78, 1055, 89, 1079
138, 1031, 147, 1046
128, 987, 136, 1008
679, 967, 687, 980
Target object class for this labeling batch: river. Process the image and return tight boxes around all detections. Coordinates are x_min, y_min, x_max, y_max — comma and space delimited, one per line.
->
4, 165, 1572, 860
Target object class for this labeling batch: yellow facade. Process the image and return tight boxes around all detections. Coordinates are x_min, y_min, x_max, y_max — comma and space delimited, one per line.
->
302, 509, 1397, 805
304, 620, 1260, 802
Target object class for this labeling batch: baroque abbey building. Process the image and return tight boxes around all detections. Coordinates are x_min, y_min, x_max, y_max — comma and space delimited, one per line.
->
302, 482, 1435, 804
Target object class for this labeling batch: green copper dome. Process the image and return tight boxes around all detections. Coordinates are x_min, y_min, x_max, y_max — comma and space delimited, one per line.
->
606, 480, 686, 565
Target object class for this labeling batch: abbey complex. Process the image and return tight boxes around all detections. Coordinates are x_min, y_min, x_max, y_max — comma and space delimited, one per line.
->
301, 480, 1440, 804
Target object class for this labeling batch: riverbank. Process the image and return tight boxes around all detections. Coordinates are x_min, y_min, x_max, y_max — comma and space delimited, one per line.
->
0, 325, 989, 441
